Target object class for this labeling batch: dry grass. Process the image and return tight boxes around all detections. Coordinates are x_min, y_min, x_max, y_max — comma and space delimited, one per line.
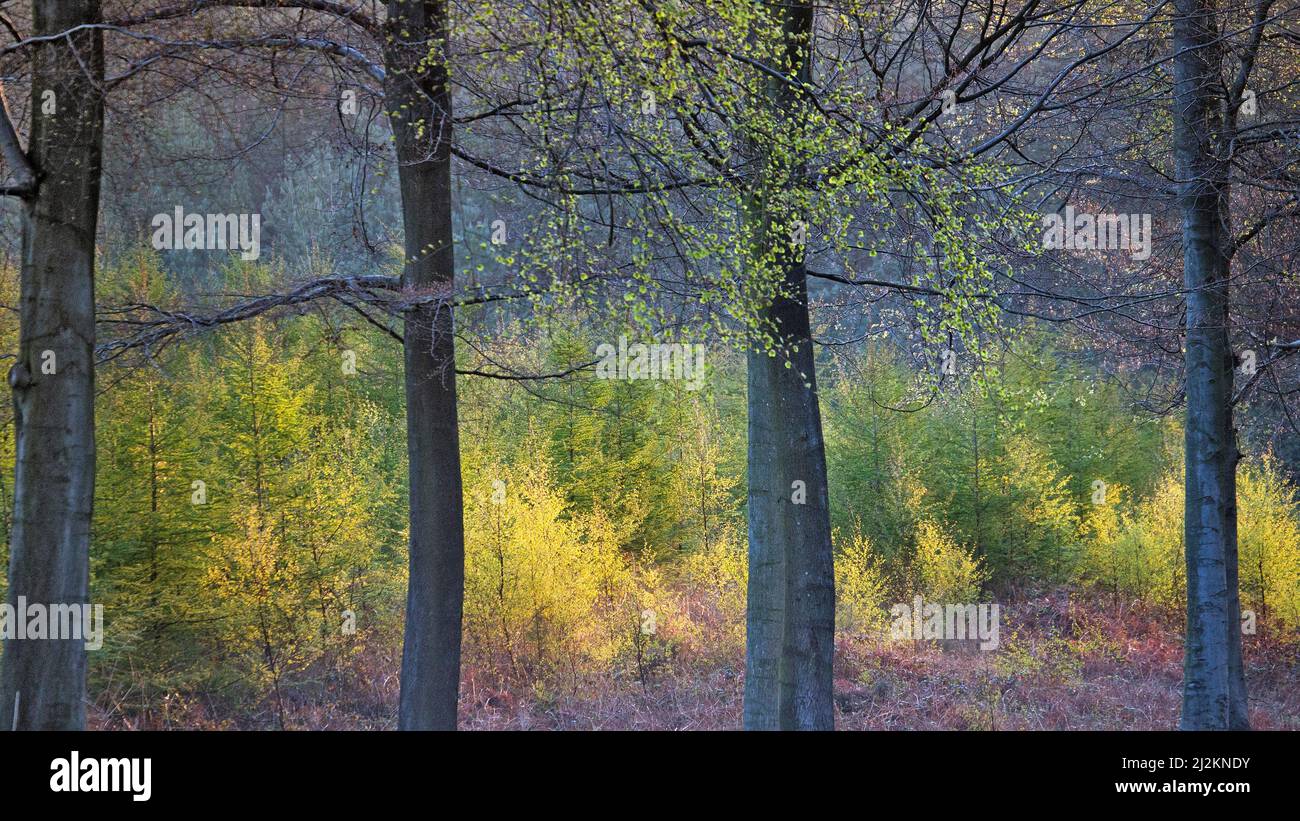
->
90, 589, 1299, 730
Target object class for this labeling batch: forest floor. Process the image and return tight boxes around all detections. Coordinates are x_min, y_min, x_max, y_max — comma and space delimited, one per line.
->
452, 591, 1299, 731
91, 590, 1300, 730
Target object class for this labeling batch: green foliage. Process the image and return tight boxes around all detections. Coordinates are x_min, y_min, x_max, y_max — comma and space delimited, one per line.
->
87, 258, 406, 722
4, 236, 1297, 725
827, 336, 1170, 591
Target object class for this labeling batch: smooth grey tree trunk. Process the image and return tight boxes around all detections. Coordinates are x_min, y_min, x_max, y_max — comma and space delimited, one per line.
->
1172, 0, 1249, 730
744, 260, 836, 731
384, 0, 465, 730
743, 0, 835, 731
0, 0, 105, 731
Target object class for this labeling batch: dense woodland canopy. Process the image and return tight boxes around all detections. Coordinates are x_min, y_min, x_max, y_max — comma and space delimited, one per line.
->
0, 0, 1297, 730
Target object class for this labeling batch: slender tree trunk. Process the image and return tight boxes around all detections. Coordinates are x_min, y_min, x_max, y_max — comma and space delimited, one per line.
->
1172, 0, 1249, 730
384, 0, 464, 731
743, 0, 834, 731
0, 0, 104, 732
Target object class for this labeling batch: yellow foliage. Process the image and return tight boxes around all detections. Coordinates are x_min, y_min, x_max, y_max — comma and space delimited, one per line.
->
1083, 476, 1183, 605
834, 525, 890, 637
463, 455, 643, 684
1083, 456, 1300, 632
674, 532, 748, 657
1238, 457, 1300, 632
912, 519, 985, 602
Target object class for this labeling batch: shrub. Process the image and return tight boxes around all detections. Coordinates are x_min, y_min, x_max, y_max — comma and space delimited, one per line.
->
1237, 456, 1300, 632
912, 519, 986, 602
673, 531, 748, 659
835, 525, 891, 637
463, 455, 641, 687
1083, 456, 1300, 633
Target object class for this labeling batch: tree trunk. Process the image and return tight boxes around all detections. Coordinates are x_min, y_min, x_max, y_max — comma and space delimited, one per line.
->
744, 261, 836, 730
0, 0, 105, 731
1172, 0, 1249, 730
384, 0, 464, 731
743, 0, 835, 731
